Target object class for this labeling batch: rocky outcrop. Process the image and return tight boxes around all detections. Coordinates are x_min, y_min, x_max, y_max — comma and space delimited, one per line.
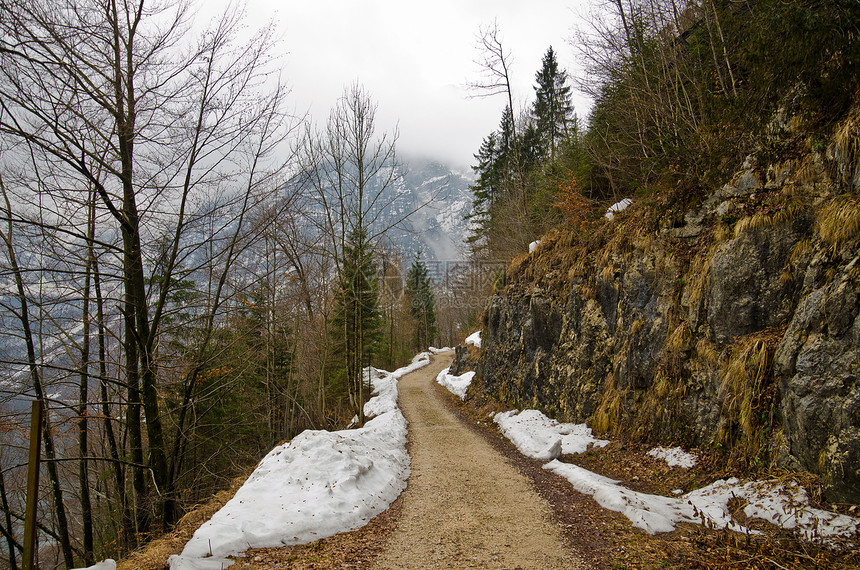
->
476, 123, 860, 502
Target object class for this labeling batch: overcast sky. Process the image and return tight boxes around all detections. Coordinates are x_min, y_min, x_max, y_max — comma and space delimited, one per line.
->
232, 1, 595, 170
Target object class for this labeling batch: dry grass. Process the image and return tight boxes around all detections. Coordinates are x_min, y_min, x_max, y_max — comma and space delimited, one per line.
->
734, 211, 774, 237
696, 337, 719, 367
831, 106, 860, 184
817, 196, 860, 253
714, 327, 786, 469
592, 372, 622, 434
116, 475, 250, 570
734, 200, 806, 238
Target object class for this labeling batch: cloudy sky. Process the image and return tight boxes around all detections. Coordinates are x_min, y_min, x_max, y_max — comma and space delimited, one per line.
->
233, 1, 595, 169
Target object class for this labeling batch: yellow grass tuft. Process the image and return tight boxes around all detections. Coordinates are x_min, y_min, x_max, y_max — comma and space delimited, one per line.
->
507, 252, 530, 279
593, 374, 621, 434
734, 201, 807, 239
734, 211, 772, 237
598, 264, 615, 282
817, 196, 860, 253
771, 200, 806, 226
832, 107, 860, 181
790, 238, 811, 266
695, 338, 719, 367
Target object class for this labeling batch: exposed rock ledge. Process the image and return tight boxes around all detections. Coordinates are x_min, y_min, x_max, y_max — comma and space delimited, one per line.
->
475, 134, 859, 503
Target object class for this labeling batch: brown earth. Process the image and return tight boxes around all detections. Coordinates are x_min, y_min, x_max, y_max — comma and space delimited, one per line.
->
369, 350, 581, 569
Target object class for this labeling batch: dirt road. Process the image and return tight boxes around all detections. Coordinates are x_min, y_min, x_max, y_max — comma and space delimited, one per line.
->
371, 352, 582, 569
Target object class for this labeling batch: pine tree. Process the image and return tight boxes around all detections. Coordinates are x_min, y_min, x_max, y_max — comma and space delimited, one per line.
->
533, 46, 574, 161
466, 106, 519, 250
329, 225, 383, 424
405, 253, 437, 351
465, 133, 499, 247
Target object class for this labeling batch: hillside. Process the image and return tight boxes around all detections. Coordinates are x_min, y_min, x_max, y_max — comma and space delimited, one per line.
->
472, 102, 860, 504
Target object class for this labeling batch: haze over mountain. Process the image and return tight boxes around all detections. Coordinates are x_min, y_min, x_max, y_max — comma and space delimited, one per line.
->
368, 157, 474, 267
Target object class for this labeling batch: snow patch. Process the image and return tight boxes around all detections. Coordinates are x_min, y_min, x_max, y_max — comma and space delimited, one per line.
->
493, 409, 609, 460
391, 351, 432, 379
545, 462, 860, 541
464, 330, 482, 349
435, 367, 475, 400
545, 460, 688, 534
647, 446, 697, 468
605, 198, 633, 221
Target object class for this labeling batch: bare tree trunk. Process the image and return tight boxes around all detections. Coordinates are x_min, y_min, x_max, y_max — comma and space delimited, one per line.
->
0, 465, 20, 570
0, 179, 74, 568
94, 251, 135, 549
77, 189, 96, 566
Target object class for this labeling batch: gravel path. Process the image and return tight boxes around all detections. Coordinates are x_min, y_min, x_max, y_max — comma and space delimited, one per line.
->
372, 352, 583, 569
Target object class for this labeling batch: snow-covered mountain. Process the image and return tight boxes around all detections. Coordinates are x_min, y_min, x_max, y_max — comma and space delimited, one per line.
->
374, 158, 474, 265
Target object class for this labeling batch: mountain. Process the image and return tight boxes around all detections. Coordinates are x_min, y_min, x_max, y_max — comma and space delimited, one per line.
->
369, 158, 474, 269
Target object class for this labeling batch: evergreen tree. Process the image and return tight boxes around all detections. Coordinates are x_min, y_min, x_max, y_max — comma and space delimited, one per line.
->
466, 106, 519, 250
497, 105, 517, 179
533, 46, 574, 161
329, 225, 383, 424
405, 253, 437, 351
465, 133, 499, 247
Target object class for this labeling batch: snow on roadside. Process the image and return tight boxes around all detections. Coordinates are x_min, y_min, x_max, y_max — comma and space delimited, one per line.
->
647, 446, 697, 468
545, 460, 691, 534
493, 409, 609, 460
545, 460, 860, 541
393, 351, 432, 378
435, 367, 475, 400
465, 330, 482, 349
167, 358, 429, 570
489, 406, 859, 543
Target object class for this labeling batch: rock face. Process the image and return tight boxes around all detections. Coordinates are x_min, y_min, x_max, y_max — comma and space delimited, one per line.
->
477, 143, 860, 502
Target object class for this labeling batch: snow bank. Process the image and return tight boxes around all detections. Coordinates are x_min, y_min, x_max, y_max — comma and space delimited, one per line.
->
392, 351, 432, 378
435, 367, 475, 400
361, 368, 400, 417
545, 461, 860, 541
686, 477, 860, 542
464, 330, 482, 349
545, 460, 690, 533
605, 198, 633, 221
168, 367, 412, 570
647, 446, 697, 468
492, 403, 859, 543
493, 409, 609, 461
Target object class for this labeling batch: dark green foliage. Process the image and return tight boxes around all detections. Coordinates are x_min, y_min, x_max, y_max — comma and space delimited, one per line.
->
405, 253, 437, 351
466, 107, 519, 251
163, 284, 297, 506
466, 47, 577, 257
329, 225, 384, 422
533, 46, 574, 162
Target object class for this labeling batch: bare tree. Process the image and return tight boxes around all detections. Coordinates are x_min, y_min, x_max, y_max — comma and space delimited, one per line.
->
0, 0, 299, 555
298, 84, 402, 425
468, 21, 525, 200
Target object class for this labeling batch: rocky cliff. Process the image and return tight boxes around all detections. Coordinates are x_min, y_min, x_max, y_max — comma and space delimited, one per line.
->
476, 108, 860, 503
